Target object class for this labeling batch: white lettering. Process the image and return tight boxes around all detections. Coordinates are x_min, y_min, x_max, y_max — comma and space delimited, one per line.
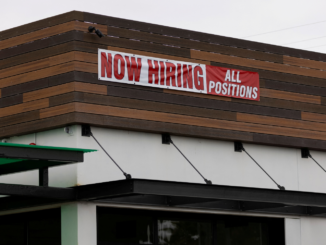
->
209, 81, 215, 92
252, 87, 258, 99
225, 70, 231, 82
231, 71, 237, 82
215, 82, 222, 94
240, 85, 246, 97
231, 84, 237, 96
222, 83, 228, 95
246, 86, 252, 98
236, 85, 240, 96
236, 71, 241, 83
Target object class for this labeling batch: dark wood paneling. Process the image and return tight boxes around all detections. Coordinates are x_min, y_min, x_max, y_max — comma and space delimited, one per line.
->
232, 97, 326, 114
75, 113, 253, 142
0, 94, 23, 108
260, 88, 320, 104
49, 92, 84, 107
284, 55, 326, 70
192, 50, 326, 79
49, 92, 237, 122
105, 85, 301, 119
0, 42, 74, 70
237, 113, 326, 132
211, 61, 326, 88
0, 111, 39, 128
0, 11, 84, 41
263, 79, 326, 97
84, 12, 326, 62
106, 26, 283, 63
1, 21, 107, 51
83, 33, 191, 58
0, 113, 77, 138
0, 31, 77, 60
320, 97, 326, 106
74, 71, 164, 93
0, 98, 49, 118
24, 81, 106, 102
1, 72, 75, 98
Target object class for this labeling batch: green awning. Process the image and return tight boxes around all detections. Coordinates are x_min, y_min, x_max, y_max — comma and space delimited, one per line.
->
0, 143, 97, 175
0, 142, 96, 153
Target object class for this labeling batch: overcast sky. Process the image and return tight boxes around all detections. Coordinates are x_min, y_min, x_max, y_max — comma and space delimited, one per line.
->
2, 0, 326, 54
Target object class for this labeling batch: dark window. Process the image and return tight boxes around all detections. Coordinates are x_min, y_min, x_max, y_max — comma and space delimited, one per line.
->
97, 209, 153, 245
97, 208, 285, 245
0, 208, 61, 245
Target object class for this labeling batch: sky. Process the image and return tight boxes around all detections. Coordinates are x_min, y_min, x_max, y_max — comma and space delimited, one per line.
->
1, 0, 326, 54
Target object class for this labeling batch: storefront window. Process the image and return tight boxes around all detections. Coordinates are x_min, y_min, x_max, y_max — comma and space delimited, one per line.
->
158, 219, 212, 245
0, 208, 61, 245
0, 222, 25, 245
97, 208, 285, 245
216, 220, 268, 245
97, 210, 153, 245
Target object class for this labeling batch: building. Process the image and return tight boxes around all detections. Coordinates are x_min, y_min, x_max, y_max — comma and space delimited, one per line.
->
0, 10, 326, 245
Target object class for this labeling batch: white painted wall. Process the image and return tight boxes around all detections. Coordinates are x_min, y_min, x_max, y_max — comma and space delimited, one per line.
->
2, 124, 326, 191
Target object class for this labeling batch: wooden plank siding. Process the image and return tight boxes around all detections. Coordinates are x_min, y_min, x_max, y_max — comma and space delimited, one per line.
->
1, 11, 326, 151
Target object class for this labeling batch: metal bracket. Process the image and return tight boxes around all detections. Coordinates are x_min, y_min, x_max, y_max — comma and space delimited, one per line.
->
39, 167, 49, 187
162, 133, 171, 144
81, 125, 91, 137
301, 148, 310, 158
234, 141, 244, 152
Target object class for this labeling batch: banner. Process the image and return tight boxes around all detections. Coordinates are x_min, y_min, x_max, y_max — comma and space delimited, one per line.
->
98, 49, 260, 101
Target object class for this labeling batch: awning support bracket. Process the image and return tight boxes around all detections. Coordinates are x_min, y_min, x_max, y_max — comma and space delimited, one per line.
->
302, 148, 326, 173
235, 141, 285, 190
82, 125, 132, 179
162, 133, 212, 185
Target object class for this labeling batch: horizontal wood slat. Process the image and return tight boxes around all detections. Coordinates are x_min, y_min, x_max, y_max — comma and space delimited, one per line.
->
106, 84, 301, 119
0, 94, 22, 108
106, 45, 210, 65
0, 62, 75, 89
85, 12, 326, 62
48, 92, 237, 121
0, 52, 74, 80
191, 50, 326, 79
39, 102, 326, 141
23, 82, 106, 102
106, 26, 283, 63
47, 91, 326, 134
0, 60, 97, 89
1, 72, 75, 98
283, 55, 326, 71
163, 89, 231, 102
0, 11, 84, 41
0, 51, 97, 80
301, 112, 326, 123
260, 88, 321, 104
0, 110, 39, 128
0, 98, 49, 118
237, 113, 326, 132
0, 21, 107, 50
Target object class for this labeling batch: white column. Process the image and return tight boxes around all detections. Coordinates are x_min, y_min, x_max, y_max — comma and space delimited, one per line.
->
285, 218, 301, 245
61, 202, 97, 245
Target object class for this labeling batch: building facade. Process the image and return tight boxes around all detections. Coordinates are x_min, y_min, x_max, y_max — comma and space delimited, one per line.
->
1, 11, 326, 244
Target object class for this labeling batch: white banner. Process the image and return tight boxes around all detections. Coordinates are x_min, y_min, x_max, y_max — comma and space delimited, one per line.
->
98, 49, 260, 100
